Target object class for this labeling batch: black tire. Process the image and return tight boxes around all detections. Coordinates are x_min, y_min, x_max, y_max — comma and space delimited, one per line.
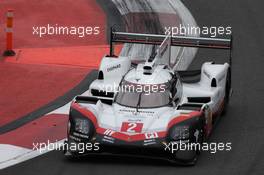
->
170, 155, 198, 166
170, 137, 203, 166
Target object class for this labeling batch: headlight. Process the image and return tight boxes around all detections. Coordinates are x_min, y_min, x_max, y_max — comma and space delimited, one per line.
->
75, 118, 90, 134
169, 126, 189, 140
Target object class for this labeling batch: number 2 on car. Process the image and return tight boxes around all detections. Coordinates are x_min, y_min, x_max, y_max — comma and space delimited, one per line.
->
121, 122, 143, 133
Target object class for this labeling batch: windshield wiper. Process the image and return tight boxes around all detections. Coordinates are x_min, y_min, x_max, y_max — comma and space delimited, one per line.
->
136, 92, 143, 112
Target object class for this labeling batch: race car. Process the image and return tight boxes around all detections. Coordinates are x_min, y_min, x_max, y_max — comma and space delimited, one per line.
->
64, 30, 232, 165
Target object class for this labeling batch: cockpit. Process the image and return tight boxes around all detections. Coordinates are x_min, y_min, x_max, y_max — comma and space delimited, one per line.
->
115, 73, 182, 108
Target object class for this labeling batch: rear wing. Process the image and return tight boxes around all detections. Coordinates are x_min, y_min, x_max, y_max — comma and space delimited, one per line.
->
109, 28, 233, 67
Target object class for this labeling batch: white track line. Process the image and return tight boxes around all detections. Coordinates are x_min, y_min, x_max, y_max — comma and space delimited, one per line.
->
0, 140, 65, 170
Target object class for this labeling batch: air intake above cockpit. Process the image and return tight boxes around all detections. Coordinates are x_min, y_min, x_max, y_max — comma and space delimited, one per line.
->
143, 65, 153, 75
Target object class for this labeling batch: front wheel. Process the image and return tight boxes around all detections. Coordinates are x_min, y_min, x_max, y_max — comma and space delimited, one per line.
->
170, 151, 198, 166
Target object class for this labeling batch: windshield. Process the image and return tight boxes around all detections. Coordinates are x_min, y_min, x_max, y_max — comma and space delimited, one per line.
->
115, 90, 171, 108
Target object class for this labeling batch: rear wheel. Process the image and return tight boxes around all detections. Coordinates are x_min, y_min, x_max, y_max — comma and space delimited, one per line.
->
171, 131, 204, 166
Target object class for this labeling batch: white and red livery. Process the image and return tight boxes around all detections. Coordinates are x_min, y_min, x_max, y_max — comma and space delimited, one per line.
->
65, 30, 232, 165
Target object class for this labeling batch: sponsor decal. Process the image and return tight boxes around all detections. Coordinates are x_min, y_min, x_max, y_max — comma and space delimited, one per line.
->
107, 64, 121, 72
127, 119, 142, 122
69, 135, 81, 142
73, 132, 89, 139
104, 129, 115, 136
145, 132, 158, 139
121, 122, 143, 133
102, 136, 115, 143
119, 109, 154, 114
143, 139, 157, 146
102, 129, 115, 143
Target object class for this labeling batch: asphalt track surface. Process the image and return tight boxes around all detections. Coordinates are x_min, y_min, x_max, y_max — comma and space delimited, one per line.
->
1, 0, 264, 174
